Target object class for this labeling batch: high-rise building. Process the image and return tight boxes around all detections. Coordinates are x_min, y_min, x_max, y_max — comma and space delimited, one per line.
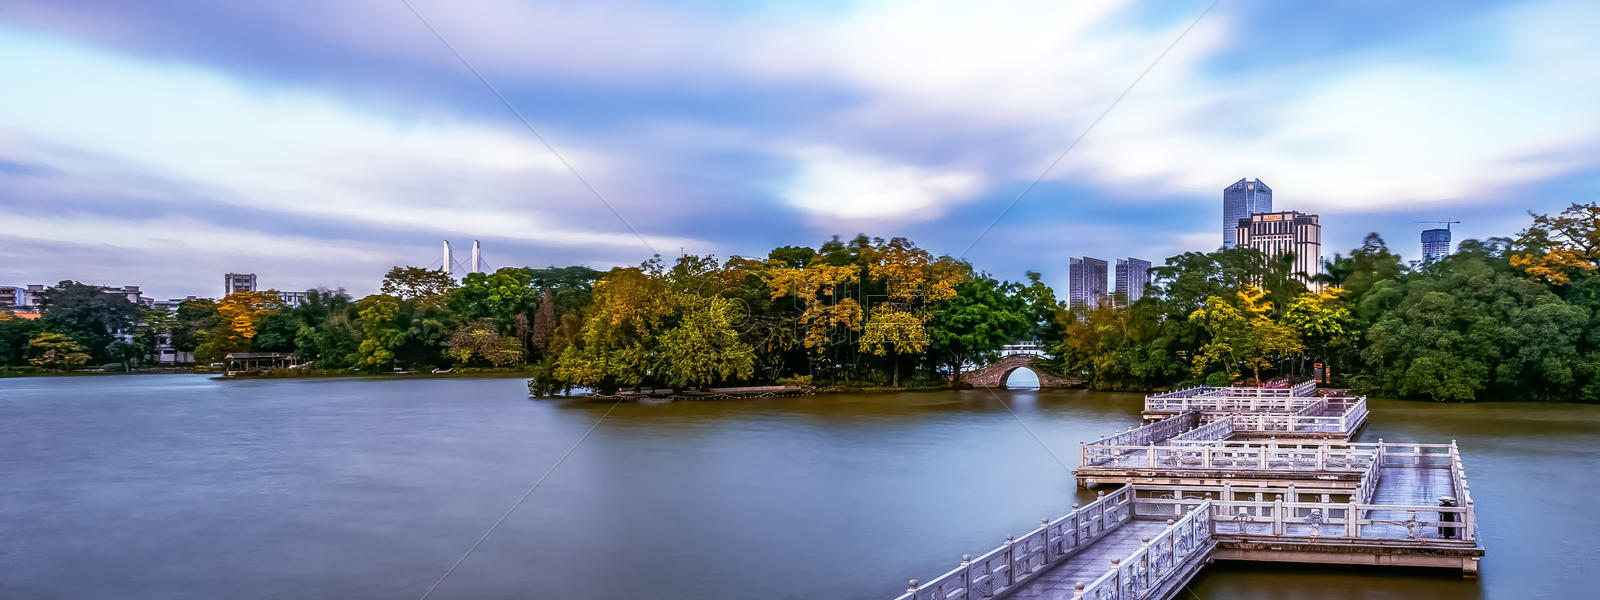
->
1223, 178, 1273, 247
1236, 211, 1322, 289
1115, 258, 1151, 306
1422, 228, 1452, 261
1068, 256, 1109, 308
225, 273, 257, 295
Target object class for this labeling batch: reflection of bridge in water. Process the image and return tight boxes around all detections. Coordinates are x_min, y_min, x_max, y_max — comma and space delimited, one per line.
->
891, 381, 1482, 600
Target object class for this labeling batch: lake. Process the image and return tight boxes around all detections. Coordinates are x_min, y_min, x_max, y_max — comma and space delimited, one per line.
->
2, 374, 1595, 599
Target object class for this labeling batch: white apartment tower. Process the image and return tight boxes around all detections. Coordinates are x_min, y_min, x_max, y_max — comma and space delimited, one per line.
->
1235, 211, 1323, 290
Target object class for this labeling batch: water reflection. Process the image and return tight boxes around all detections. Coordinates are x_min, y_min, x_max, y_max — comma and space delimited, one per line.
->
0, 375, 1592, 599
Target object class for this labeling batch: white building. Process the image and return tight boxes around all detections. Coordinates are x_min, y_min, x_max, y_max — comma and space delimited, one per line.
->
225, 273, 257, 295
1236, 211, 1323, 290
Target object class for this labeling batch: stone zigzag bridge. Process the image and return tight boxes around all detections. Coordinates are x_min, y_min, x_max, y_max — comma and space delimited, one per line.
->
891, 381, 1482, 600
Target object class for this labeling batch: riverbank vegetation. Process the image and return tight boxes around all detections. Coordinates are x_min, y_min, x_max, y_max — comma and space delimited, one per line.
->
1048, 202, 1600, 402
5, 203, 1598, 401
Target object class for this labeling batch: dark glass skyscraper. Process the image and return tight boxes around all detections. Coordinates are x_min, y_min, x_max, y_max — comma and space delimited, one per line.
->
1422, 228, 1452, 260
1223, 178, 1272, 247
1114, 258, 1150, 306
1068, 257, 1108, 308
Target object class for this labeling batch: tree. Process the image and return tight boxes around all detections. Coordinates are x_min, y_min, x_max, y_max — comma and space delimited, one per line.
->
197, 291, 282, 363
1013, 271, 1066, 344
35, 281, 139, 361
27, 332, 90, 370
449, 267, 538, 330
1285, 289, 1354, 375
104, 341, 142, 372
170, 298, 219, 354
444, 318, 524, 367
354, 294, 402, 370
1510, 202, 1600, 285
1189, 286, 1303, 384
380, 266, 456, 307
529, 288, 557, 355
131, 306, 176, 362
0, 312, 40, 366
768, 263, 862, 351
557, 262, 674, 391
659, 294, 755, 389
927, 276, 1029, 386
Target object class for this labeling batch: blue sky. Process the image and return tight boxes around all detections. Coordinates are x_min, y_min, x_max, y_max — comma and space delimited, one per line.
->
2, 0, 1598, 299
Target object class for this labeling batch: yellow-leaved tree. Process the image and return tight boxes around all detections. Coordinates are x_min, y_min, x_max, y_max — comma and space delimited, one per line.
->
196, 290, 282, 363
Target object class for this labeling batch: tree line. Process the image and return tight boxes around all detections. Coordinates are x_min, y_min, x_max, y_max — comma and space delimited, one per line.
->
1049, 202, 1600, 402
6, 202, 1599, 402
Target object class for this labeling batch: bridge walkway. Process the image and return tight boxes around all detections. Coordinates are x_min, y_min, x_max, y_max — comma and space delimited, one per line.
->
1004, 520, 1171, 600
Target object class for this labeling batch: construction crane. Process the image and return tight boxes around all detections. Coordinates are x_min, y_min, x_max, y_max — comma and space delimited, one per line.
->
1414, 219, 1462, 231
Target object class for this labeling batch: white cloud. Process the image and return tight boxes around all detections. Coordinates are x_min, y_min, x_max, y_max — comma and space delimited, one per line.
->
4, 0, 1600, 276
781, 147, 982, 221
0, 28, 702, 257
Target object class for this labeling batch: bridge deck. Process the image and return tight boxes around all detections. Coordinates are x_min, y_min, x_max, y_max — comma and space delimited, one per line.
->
1005, 520, 1171, 599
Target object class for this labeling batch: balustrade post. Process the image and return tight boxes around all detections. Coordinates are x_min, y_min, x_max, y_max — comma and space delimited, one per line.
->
1164, 519, 1176, 568
1042, 518, 1053, 563
1272, 499, 1285, 536
1376, 438, 1385, 466
1070, 503, 1081, 547
960, 555, 972, 599
1148, 443, 1157, 468
1096, 491, 1106, 533
1109, 558, 1121, 593
1202, 445, 1212, 469
1139, 537, 1151, 588
1464, 500, 1476, 542
1003, 536, 1015, 587
1316, 445, 1327, 470
1072, 582, 1085, 599
1286, 483, 1296, 505
905, 579, 918, 598
1346, 499, 1360, 537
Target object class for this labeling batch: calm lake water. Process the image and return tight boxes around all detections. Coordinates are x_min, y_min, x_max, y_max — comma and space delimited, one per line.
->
2, 375, 1595, 599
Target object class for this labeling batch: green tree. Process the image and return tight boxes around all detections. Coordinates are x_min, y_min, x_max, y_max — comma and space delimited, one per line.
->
381, 266, 456, 307
35, 281, 139, 361
1284, 289, 1354, 375
927, 275, 1028, 386
0, 312, 41, 366
27, 332, 90, 371
449, 267, 538, 331
659, 294, 755, 389
354, 294, 402, 370
170, 298, 219, 355
1190, 287, 1302, 384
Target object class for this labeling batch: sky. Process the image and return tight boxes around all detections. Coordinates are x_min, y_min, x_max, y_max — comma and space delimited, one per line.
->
3, 0, 1598, 300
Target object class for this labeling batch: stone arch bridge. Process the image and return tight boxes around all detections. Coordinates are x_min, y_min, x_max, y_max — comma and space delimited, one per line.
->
961, 353, 1077, 388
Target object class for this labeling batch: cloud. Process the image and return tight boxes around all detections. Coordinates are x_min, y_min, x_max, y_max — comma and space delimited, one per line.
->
0, 27, 706, 259
3, 0, 1600, 296
781, 147, 983, 222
